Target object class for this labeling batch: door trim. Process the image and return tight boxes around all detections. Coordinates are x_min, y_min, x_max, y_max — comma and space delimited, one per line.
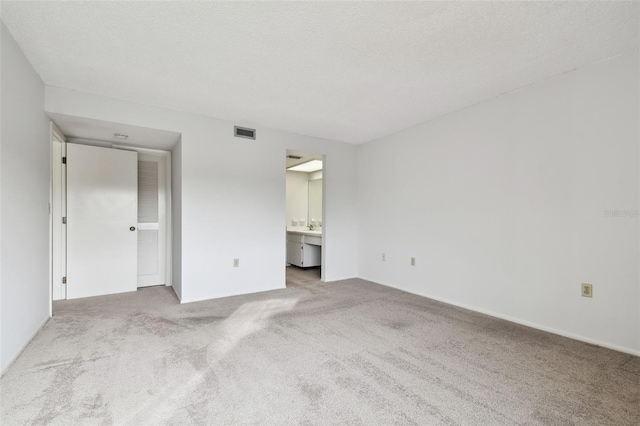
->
50, 137, 173, 305
50, 122, 66, 302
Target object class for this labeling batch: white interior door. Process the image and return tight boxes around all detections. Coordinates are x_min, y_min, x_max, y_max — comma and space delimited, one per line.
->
66, 144, 138, 299
137, 153, 167, 287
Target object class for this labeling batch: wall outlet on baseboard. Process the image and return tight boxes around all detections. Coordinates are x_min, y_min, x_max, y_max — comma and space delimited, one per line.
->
581, 283, 593, 298
233, 258, 240, 268
410, 257, 415, 266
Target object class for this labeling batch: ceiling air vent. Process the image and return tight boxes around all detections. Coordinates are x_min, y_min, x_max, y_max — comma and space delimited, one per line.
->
234, 126, 256, 140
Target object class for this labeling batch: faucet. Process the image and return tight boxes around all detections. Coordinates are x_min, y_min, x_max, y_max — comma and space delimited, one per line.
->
307, 224, 315, 231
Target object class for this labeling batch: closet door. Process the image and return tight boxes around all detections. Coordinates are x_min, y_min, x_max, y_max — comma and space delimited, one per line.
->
137, 153, 167, 287
66, 144, 138, 299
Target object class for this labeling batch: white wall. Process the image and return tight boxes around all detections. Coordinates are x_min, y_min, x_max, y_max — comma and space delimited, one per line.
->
286, 171, 309, 228
309, 170, 323, 181
45, 87, 359, 302
358, 50, 640, 355
0, 22, 51, 374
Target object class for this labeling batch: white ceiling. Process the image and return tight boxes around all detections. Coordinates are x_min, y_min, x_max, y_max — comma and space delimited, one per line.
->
50, 113, 181, 151
2, 2, 638, 144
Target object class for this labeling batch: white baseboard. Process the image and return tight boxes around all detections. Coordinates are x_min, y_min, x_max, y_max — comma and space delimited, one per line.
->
1, 315, 51, 378
361, 276, 640, 358
179, 284, 287, 305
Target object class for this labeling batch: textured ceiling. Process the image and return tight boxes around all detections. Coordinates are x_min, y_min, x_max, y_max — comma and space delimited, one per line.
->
2, 1, 638, 144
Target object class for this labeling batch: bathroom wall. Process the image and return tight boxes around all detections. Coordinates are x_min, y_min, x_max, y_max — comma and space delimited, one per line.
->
286, 170, 309, 229
309, 170, 323, 181
286, 169, 324, 231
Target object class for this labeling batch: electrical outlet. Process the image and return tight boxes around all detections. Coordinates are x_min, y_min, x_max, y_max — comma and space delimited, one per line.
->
410, 257, 415, 266
233, 258, 240, 268
581, 283, 593, 298
382, 253, 386, 262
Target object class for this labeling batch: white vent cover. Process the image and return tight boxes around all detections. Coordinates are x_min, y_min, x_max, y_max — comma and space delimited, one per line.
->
234, 126, 256, 140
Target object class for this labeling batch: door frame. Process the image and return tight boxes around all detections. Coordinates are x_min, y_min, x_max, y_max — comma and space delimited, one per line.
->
50, 133, 173, 306
114, 144, 173, 288
284, 149, 326, 283
50, 123, 67, 302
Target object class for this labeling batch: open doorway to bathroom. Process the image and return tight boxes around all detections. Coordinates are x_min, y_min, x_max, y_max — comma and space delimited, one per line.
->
285, 150, 324, 287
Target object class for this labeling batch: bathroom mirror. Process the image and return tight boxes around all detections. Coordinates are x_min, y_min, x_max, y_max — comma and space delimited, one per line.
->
308, 179, 322, 227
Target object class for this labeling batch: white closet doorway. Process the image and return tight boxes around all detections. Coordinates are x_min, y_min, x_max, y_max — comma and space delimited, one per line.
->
51, 140, 172, 300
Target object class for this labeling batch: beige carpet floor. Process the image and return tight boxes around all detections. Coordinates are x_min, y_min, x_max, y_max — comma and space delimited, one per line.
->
1, 267, 639, 425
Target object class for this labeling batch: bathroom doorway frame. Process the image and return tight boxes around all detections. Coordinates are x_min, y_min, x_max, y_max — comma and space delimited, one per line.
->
284, 150, 326, 283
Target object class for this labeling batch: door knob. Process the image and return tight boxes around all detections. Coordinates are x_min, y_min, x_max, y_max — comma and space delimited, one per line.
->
130, 226, 136, 231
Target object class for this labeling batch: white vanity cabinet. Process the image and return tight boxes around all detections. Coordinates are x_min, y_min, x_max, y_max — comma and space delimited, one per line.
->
287, 231, 322, 268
